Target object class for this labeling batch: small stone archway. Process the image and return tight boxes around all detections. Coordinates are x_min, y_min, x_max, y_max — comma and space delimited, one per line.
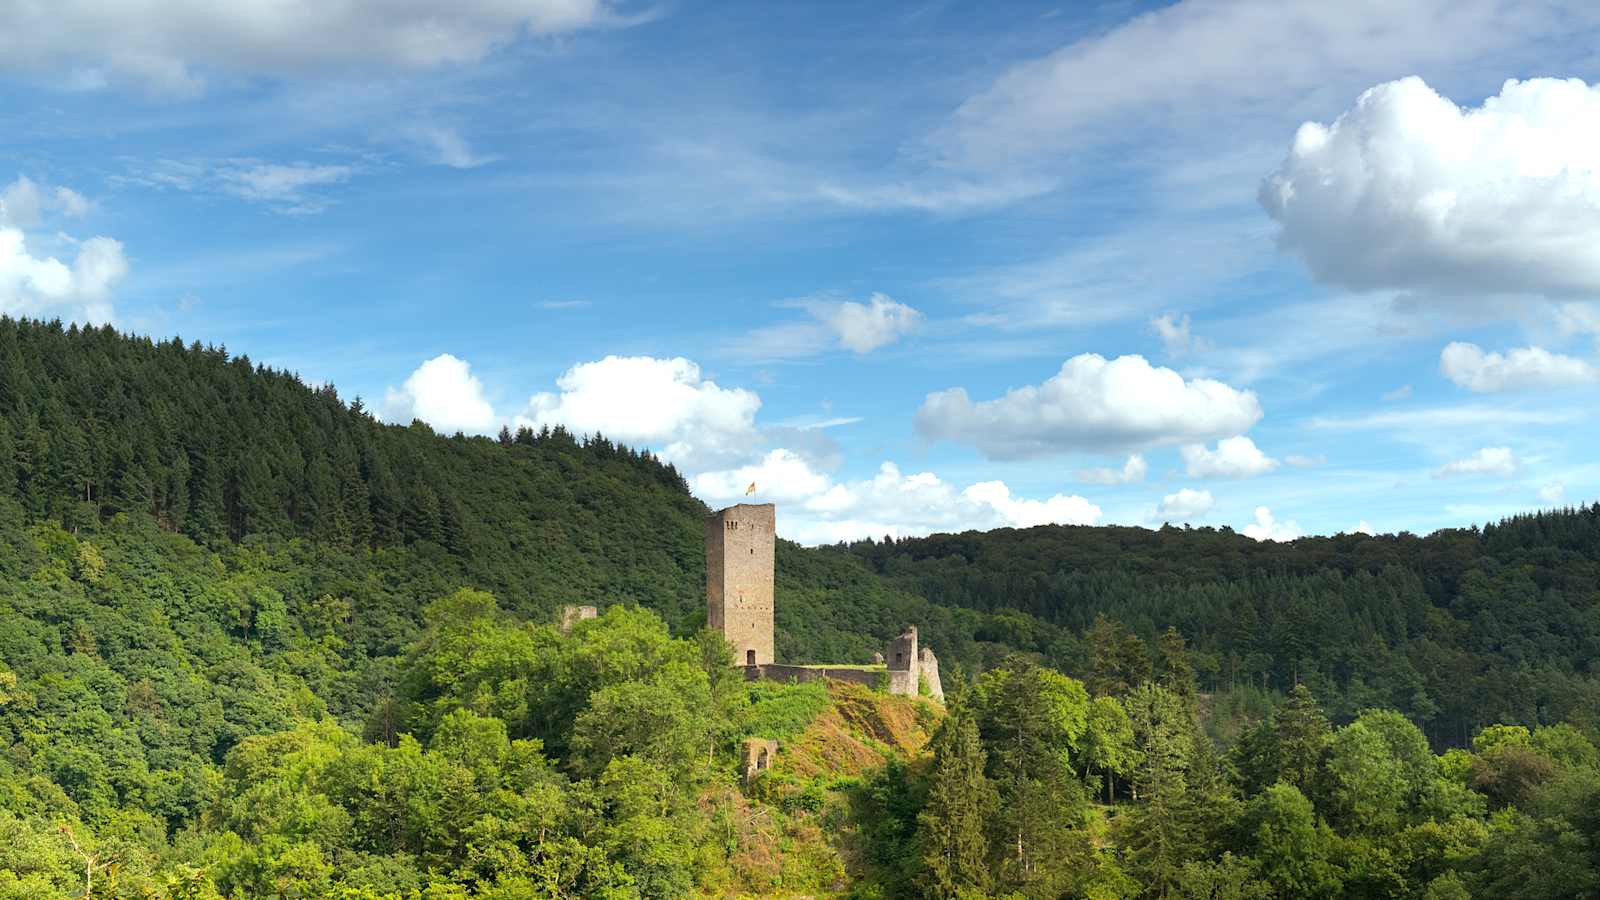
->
741, 738, 779, 783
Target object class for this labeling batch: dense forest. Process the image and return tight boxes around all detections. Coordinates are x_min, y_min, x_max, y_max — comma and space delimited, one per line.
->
1, 316, 1598, 897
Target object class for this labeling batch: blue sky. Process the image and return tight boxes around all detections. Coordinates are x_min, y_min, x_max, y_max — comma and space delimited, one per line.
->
4, 0, 1600, 543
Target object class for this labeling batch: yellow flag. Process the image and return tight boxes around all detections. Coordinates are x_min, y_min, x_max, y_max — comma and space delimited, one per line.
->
745, 482, 757, 496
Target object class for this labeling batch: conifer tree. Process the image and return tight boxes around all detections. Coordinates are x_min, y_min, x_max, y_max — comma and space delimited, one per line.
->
918, 706, 997, 899
1274, 684, 1331, 797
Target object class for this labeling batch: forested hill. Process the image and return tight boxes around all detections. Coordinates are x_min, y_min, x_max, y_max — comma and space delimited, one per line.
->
4, 316, 1600, 896
0, 316, 704, 619
0, 316, 930, 660
833, 508, 1600, 745
6, 315, 1600, 748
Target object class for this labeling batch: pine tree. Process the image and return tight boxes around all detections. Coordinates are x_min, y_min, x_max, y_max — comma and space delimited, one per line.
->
918, 706, 997, 899
1275, 683, 1331, 796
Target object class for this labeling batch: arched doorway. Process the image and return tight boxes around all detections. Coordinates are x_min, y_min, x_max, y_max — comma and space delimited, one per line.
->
746, 649, 756, 666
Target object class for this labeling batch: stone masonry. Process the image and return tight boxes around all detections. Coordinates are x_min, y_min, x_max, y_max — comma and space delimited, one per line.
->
706, 501, 942, 704
558, 605, 597, 633
884, 626, 945, 702
706, 503, 776, 666
740, 737, 778, 782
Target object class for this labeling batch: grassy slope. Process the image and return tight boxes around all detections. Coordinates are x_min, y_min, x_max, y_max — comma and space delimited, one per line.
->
703, 680, 941, 898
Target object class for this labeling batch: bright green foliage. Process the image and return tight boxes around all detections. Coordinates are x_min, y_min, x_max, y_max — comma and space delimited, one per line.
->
2, 317, 1600, 895
971, 659, 1094, 897
1242, 783, 1344, 899
740, 680, 831, 740
1082, 695, 1139, 804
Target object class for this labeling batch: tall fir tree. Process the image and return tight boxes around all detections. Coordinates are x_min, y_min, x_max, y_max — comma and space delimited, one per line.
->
918, 705, 998, 899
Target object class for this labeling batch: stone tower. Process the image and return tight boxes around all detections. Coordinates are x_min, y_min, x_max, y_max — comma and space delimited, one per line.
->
706, 503, 776, 666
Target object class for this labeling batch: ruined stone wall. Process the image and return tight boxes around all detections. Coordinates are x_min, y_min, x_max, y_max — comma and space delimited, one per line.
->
918, 647, 945, 703
706, 503, 776, 666
558, 605, 597, 633
885, 626, 920, 697
743, 664, 881, 689
741, 737, 779, 782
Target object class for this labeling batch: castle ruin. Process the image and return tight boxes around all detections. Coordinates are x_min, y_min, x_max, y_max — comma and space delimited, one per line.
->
705, 503, 776, 666
706, 502, 942, 702
558, 605, 597, 633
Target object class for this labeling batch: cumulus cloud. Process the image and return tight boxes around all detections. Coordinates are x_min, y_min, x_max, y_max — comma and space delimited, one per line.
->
382, 354, 499, 433
1243, 506, 1300, 542
1440, 342, 1600, 392
0, 0, 633, 94
963, 481, 1102, 529
1077, 454, 1148, 486
1156, 488, 1214, 520
1434, 447, 1518, 478
1262, 76, 1600, 298
1150, 313, 1208, 357
0, 176, 125, 323
1354, 520, 1375, 535
688, 449, 831, 505
916, 353, 1262, 459
0, 230, 126, 324
738, 293, 922, 359
1540, 483, 1565, 505
0, 176, 90, 227
692, 456, 1101, 545
1180, 436, 1278, 479
517, 356, 760, 469
811, 293, 922, 354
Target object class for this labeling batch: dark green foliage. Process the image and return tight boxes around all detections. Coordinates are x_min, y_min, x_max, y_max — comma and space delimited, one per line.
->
917, 705, 997, 899
2, 316, 1600, 895
836, 510, 1600, 745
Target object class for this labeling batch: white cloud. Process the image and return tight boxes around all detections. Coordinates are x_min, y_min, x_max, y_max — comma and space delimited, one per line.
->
0, 175, 125, 323
1556, 302, 1600, 342
738, 293, 922, 359
0, 176, 90, 228
689, 449, 830, 505
814, 176, 1057, 214
1382, 385, 1413, 402
1180, 436, 1278, 479
382, 354, 498, 433
1309, 405, 1575, 432
1439, 342, 1600, 392
1434, 446, 1519, 478
935, 1, 1597, 167
1243, 506, 1301, 542
963, 481, 1102, 530
1540, 483, 1565, 505
1156, 488, 1214, 520
916, 353, 1262, 459
0, 229, 126, 324
693, 457, 1101, 545
404, 125, 500, 170
1262, 76, 1600, 297
0, 0, 632, 94
1077, 454, 1148, 486
1285, 454, 1325, 468
1150, 313, 1208, 357
1354, 520, 1375, 535
517, 356, 760, 469
810, 293, 921, 354
218, 162, 354, 214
